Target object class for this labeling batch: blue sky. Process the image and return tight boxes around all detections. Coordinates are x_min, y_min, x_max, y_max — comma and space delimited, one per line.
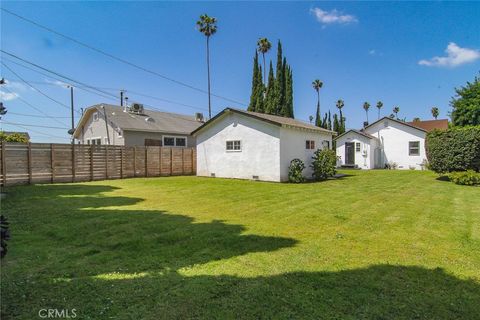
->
1, 1, 479, 142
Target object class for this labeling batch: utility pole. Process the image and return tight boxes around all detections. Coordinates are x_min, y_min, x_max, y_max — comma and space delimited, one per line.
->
67, 85, 75, 144
120, 90, 124, 108
0, 79, 7, 131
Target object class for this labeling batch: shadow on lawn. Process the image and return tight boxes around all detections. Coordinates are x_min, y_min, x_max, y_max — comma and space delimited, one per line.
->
2, 184, 480, 319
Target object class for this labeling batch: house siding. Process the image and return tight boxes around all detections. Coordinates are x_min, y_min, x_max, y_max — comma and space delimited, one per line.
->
123, 131, 196, 147
196, 112, 281, 182
335, 132, 375, 169
79, 109, 125, 145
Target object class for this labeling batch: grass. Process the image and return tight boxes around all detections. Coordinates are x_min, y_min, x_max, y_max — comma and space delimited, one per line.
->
1, 170, 479, 319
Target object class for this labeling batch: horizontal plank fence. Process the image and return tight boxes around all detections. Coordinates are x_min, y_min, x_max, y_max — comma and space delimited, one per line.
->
0, 142, 196, 186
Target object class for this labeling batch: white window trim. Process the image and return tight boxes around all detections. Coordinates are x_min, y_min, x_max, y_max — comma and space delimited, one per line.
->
162, 135, 187, 147
409, 141, 420, 156
93, 112, 99, 122
226, 140, 242, 152
355, 142, 361, 152
87, 136, 102, 145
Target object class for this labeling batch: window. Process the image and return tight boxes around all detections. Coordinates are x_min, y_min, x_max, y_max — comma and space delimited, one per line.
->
226, 140, 241, 151
89, 138, 101, 145
306, 140, 315, 150
322, 140, 330, 149
175, 137, 186, 147
355, 142, 361, 152
93, 112, 99, 122
409, 141, 420, 156
163, 136, 187, 147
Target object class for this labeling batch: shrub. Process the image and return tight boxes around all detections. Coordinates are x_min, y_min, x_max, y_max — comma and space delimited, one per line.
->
311, 149, 338, 181
288, 159, 305, 183
426, 126, 480, 173
385, 161, 398, 170
448, 170, 480, 186
0, 132, 29, 143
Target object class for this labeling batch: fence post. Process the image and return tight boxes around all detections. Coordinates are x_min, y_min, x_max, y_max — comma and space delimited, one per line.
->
181, 148, 184, 175
145, 147, 148, 177
71, 143, 75, 183
51, 144, 55, 183
1, 141, 6, 186
27, 143, 32, 184
159, 147, 162, 176
105, 146, 109, 179
90, 145, 94, 181
120, 147, 123, 179
191, 147, 195, 174
133, 147, 136, 177
170, 148, 173, 176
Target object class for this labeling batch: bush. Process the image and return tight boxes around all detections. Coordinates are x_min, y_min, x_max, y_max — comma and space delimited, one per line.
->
426, 126, 480, 173
0, 132, 29, 143
311, 149, 338, 181
288, 159, 305, 183
448, 170, 480, 186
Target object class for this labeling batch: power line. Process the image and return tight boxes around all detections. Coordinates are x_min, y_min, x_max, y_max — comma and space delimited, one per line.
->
1, 121, 68, 130
2, 8, 246, 107
1, 87, 70, 127
1, 122, 70, 140
9, 112, 70, 119
1, 61, 82, 115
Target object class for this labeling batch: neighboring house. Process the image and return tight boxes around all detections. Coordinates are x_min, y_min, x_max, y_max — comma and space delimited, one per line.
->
73, 104, 204, 147
191, 108, 336, 182
335, 117, 448, 170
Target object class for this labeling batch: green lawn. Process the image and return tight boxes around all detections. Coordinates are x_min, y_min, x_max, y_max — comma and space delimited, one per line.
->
1, 170, 479, 319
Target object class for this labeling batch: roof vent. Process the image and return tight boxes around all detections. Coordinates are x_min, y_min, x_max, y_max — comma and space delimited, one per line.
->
129, 103, 144, 114
195, 112, 204, 122
145, 117, 154, 123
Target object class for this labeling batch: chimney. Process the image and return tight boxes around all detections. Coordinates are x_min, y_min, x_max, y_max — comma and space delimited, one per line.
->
195, 112, 204, 122
124, 96, 129, 112
363, 121, 369, 128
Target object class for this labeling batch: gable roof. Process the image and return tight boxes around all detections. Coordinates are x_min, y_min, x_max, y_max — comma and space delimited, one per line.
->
191, 108, 336, 136
334, 129, 376, 141
364, 116, 427, 133
73, 104, 203, 137
407, 119, 448, 132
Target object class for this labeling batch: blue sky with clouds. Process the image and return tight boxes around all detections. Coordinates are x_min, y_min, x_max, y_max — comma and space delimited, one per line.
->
1, 1, 479, 142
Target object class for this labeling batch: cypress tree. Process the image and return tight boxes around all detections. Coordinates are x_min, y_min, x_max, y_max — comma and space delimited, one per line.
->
254, 65, 265, 113
328, 110, 332, 130
322, 113, 328, 129
315, 102, 322, 127
265, 61, 276, 114
285, 66, 294, 118
273, 41, 284, 115
248, 51, 260, 112
333, 114, 339, 133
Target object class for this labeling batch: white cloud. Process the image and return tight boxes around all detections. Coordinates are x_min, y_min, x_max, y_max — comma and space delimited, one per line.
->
369, 49, 376, 55
0, 90, 19, 101
310, 7, 358, 25
4, 79, 27, 91
45, 78, 70, 89
419, 42, 480, 67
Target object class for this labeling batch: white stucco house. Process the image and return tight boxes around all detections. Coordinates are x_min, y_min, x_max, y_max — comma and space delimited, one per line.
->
191, 108, 336, 182
335, 117, 448, 170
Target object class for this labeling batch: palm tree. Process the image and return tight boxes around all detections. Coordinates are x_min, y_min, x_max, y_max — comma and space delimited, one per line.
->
376, 101, 383, 119
336, 99, 345, 133
312, 80, 323, 127
309, 115, 314, 124
196, 14, 217, 119
363, 102, 371, 123
257, 38, 272, 86
393, 106, 400, 119
431, 107, 439, 119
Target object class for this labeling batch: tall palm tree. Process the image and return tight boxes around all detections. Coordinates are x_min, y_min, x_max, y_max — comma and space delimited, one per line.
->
336, 99, 345, 133
363, 102, 371, 123
312, 80, 323, 127
376, 101, 383, 119
309, 115, 314, 124
393, 106, 400, 119
197, 14, 217, 119
257, 38, 272, 86
431, 107, 439, 119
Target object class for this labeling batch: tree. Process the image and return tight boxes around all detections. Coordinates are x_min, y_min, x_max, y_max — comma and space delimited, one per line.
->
264, 61, 276, 114
322, 113, 328, 129
451, 75, 480, 126
412, 117, 421, 122
312, 79, 323, 127
273, 41, 285, 115
393, 106, 400, 119
196, 14, 217, 119
327, 110, 332, 130
333, 113, 340, 132
257, 38, 272, 87
336, 99, 345, 134
431, 107, 439, 120
248, 51, 260, 112
254, 65, 265, 113
376, 101, 383, 119
363, 102, 371, 124
284, 65, 294, 118
309, 115, 314, 123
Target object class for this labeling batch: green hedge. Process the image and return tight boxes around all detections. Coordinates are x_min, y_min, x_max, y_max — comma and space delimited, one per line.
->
426, 126, 480, 173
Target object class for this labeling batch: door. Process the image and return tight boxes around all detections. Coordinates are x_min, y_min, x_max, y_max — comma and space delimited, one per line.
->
345, 142, 355, 165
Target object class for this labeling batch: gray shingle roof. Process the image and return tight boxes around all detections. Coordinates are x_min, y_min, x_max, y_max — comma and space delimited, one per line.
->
192, 108, 336, 135
334, 129, 376, 141
76, 104, 203, 135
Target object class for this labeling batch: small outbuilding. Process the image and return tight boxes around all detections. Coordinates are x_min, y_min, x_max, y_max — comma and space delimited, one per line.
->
334, 117, 448, 170
191, 108, 336, 182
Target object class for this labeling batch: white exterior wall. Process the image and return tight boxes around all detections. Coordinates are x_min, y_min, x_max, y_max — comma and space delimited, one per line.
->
365, 119, 427, 170
279, 127, 333, 181
335, 132, 376, 169
79, 110, 125, 145
196, 113, 281, 182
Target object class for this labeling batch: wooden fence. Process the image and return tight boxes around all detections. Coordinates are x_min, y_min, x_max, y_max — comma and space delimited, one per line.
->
0, 142, 196, 186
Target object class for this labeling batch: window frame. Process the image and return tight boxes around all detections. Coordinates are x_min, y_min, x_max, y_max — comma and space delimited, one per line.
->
162, 135, 187, 147
93, 112, 99, 122
306, 140, 315, 150
226, 140, 242, 152
409, 141, 420, 156
355, 142, 361, 152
